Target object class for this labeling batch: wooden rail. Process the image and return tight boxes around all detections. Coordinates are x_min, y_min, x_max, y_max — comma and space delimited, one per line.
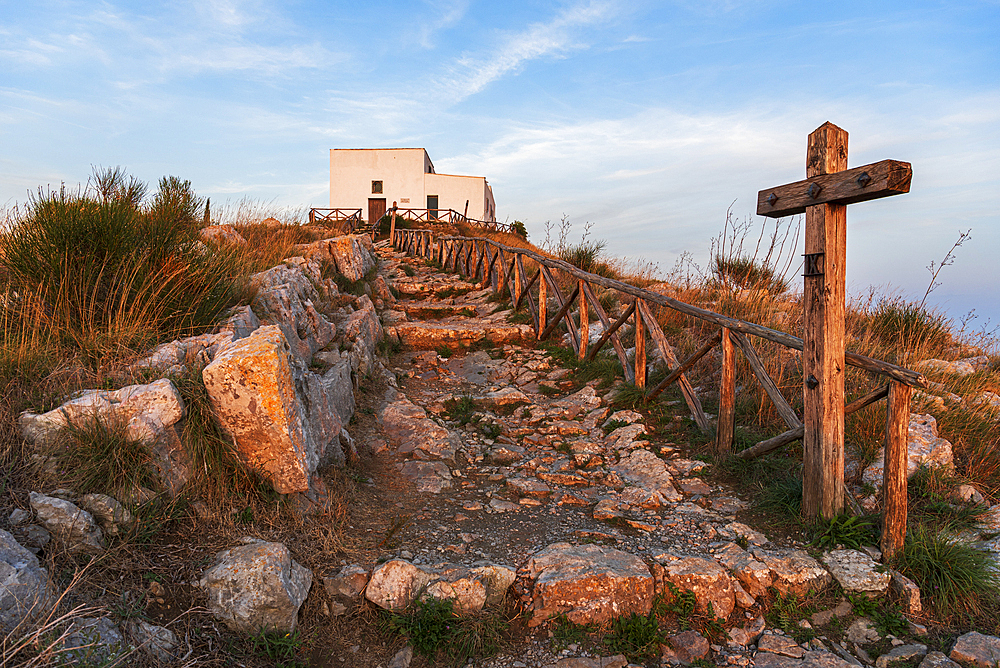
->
392, 227, 926, 547
308, 208, 364, 234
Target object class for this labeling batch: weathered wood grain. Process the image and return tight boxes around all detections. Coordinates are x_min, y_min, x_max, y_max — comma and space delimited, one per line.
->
882, 380, 911, 559
716, 328, 736, 456
757, 160, 911, 218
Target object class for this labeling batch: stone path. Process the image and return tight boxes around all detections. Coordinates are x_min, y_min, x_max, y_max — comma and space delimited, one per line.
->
362, 242, 954, 668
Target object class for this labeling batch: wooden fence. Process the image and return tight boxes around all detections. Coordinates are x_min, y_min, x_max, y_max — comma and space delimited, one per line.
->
392, 227, 928, 557
308, 208, 363, 233
311, 206, 517, 236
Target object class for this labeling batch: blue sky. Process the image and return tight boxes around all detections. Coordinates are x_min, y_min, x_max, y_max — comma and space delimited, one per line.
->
2, 0, 998, 327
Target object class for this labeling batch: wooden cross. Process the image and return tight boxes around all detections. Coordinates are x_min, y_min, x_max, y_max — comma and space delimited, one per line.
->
758, 122, 912, 518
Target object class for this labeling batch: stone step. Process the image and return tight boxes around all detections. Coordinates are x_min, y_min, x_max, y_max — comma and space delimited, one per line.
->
392, 320, 534, 349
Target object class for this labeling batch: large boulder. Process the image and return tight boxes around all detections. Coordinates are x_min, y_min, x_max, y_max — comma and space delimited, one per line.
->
251, 258, 336, 362
863, 414, 954, 488
521, 542, 654, 627
342, 295, 384, 376
18, 378, 191, 495
28, 493, 104, 555
199, 538, 312, 633
203, 325, 352, 494
307, 235, 378, 282
0, 530, 49, 632
661, 556, 736, 619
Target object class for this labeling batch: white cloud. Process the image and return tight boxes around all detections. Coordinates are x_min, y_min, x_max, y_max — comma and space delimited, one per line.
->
441, 0, 619, 100
417, 0, 470, 48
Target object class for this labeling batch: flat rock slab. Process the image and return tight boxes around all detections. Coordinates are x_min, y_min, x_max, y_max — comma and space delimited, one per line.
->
821, 549, 890, 595
522, 542, 653, 627
661, 556, 736, 619
394, 321, 533, 348
750, 547, 832, 597
612, 449, 682, 501
380, 398, 457, 462
400, 461, 453, 493
950, 632, 1000, 668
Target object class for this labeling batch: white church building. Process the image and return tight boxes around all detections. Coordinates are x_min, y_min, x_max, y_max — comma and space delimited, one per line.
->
329, 148, 496, 226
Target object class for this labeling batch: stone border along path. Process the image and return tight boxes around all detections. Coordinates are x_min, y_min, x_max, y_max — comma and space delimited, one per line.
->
361, 241, 1000, 668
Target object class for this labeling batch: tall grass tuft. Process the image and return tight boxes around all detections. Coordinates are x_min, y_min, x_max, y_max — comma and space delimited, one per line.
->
867, 297, 951, 351
892, 524, 1000, 617
1, 168, 252, 366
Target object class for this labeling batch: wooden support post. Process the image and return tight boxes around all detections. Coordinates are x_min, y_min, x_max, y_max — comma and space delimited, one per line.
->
882, 380, 912, 559
803, 122, 849, 518
717, 328, 736, 456
634, 304, 646, 389
578, 280, 589, 360
513, 255, 522, 305
538, 270, 547, 338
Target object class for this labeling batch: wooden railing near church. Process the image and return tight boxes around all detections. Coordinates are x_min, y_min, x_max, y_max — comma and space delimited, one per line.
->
309, 206, 515, 236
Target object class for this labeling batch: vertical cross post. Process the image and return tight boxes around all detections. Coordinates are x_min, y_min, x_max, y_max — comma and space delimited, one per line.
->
803, 122, 849, 518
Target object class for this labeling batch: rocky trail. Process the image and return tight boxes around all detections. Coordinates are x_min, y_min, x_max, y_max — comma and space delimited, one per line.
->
6, 232, 1000, 668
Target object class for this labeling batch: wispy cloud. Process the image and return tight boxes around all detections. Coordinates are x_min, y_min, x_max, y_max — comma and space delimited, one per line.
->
417, 0, 470, 48
441, 0, 618, 100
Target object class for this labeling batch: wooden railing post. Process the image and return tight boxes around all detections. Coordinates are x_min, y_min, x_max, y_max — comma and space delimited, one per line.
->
578, 280, 589, 360
882, 380, 912, 559
538, 271, 547, 338
717, 327, 736, 456
635, 300, 646, 389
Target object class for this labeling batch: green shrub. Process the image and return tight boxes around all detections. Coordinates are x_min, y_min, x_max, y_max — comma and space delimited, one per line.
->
387, 597, 505, 662
511, 220, 528, 239
892, 524, 1000, 616
809, 514, 878, 550
57, 418, 158, 497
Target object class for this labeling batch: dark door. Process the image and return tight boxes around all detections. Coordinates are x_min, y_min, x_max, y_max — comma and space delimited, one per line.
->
426, 195, 438, 220
368, 198, 386, 228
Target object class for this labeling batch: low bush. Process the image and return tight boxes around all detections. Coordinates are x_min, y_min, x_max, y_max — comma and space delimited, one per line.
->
712, 255, 789, 294
386, 597, 506, 662
867, 297, 951, 351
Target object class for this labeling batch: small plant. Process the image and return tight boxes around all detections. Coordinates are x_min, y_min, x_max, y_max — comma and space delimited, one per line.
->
657, 583, 697, 629
444, 395, 479, 425
387, 597, 505, 662
400, 263, 416, 277
511, 220, 528, 239
809, 514, 878, 550
712, 255, 789, 294
756, 474, 803, 519
436, 345, 453, 358
507, 310, 532, 324
551, 613, 595, 650
847, 594, 908, 637
249, 629, 303, 665
867, 297, 951, 350
377, 337, 402, 358
602, 419, 629, 435
604, 612, 663, 661
765, 590, 816, 641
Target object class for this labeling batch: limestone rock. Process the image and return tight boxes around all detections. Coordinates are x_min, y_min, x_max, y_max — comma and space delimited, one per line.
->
309, 234, 377, 282
400, 461, 453, 493
661, 556, 735, 619
845, 618, 879, 645
821, 549, 890, 595
365, 559, 513, 613
79, 493, 132, 538
522, 542, 653, 627
204, 325, 350, 494
28, 492, 104, 555
251, 259, 335, 362
863, 414, 954, 488
716, 543, 772, 598
950, 632, 1000, 668
58, 616, 124, 665
612, 449, 682, 502
889, 570, 921, 614
750, 547, 831, 597
759, 633, 807, 658
380, 398, 458, 462
200, 539, 311, 633
665, 629, 710, 664
0, 529, 49, 632
914, 357, 988, 377
199, 224, 246, 246
343, 295, 384, 376
125, 619, 180, 663
323, 563, 370, 604
877, 644, 927, 668
921, 651, 962, 668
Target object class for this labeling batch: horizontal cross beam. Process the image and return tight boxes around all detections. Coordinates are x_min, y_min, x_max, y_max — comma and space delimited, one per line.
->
757, 159, 912, 218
